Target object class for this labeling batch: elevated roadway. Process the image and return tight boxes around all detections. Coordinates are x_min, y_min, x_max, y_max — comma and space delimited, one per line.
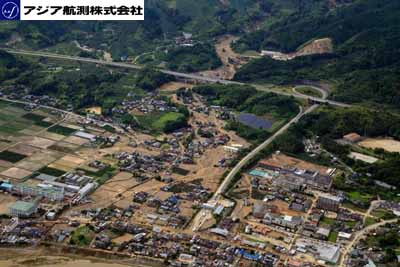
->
5, 49, 351, 107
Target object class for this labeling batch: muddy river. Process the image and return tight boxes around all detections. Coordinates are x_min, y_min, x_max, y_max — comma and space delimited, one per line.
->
0, 248, 165, 267
0, 258, 132, 267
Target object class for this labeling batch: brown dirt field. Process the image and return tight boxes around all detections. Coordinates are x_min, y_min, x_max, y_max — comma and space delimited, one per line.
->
15, 159, 45, 172
49, 155, 85, 171
47, 162, 74, 171
112, 233, 134, 245
90, 189, 120, 206
0, 250, 148, 267
25, 150, 62, 166
269, 199, 304, 217
56, 141, 80, 150
359, 138, 400, 153
97, 178, 160, 211
180, 201, 196, 218
75, 148, 107, 162
61, 155, 86, 165
23, 136, 56, 149
38, 131, 66, 141
0, 194, 17, 214
162, 101, 249, 191
0, 167, 32, 180
109, 171, 133, 181
85, 107, 102, 115
8, 144, 39, 156
101, 172, 138, 192
0, 159, 13, 168
49, 141, 80, 153
63, 136, 89, 146
154, 191, 172, 201
129, 179, 165, 196
179, 146, 227, 191
159, 82, 194, 91
261, 153, 330, 175
84, 172, 137, 210
231, 200, 252, 221
113, 197, 134, 210
19, 125, 45, 135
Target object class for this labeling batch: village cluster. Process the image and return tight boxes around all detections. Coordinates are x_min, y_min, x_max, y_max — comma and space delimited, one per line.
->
0, 83, 398, 267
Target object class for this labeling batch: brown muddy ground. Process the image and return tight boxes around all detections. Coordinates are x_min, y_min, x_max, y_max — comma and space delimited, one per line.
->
0, 247, 165, 267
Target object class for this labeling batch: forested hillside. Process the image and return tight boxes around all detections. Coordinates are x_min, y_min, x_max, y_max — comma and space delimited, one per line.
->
0, 1, 344, 58
0, 50, 29, 81
1, 0, 399, 108
234, 0, 400, 108
0, 0, 285, 59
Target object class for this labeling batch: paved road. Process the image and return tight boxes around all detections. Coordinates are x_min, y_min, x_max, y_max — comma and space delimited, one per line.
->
211, 86, 331, 202
0, 97, 83, 119
362, 199, 384, 225
191, 104, 319, 231
255, 84, 350, 108
5, 49, 236, 84
192, 84, 328, 229
212, 104, 318, 201
339, 218, 398, 267
293, 85, 329, 100
4, 49, 351, 107
0, 97, 121, 130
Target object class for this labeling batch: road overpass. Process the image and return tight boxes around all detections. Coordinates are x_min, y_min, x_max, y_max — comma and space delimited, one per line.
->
5, 49, 351, 108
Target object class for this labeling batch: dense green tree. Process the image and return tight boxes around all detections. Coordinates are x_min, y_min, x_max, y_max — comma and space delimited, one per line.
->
164, 43, 222, 72
233, 0, 400, 108
135, 68, 175, 92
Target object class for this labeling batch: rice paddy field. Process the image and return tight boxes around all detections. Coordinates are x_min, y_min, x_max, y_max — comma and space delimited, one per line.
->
0, 101, 62, 138
0, 100, 89, 182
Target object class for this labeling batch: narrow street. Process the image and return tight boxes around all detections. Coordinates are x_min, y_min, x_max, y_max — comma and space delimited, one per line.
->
339, 218, 398, 266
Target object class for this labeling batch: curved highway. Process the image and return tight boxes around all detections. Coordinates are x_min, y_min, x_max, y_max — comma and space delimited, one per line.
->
3, 48, 354, 233
293, 85, 329, 100
4, 49, 351, 107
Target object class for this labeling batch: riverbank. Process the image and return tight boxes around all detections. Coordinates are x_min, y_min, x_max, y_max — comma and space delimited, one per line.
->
0, 247, 167, 267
